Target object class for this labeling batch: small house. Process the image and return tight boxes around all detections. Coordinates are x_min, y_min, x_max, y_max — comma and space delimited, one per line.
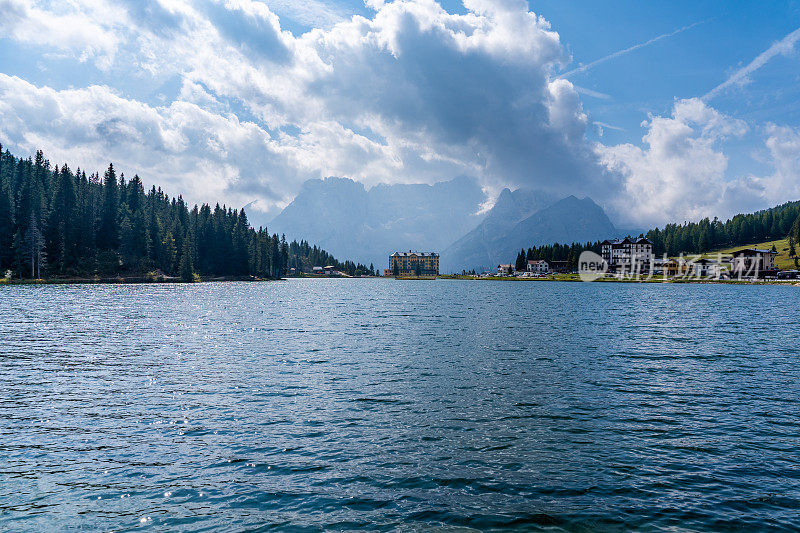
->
497, 264, 514, 275
527, 260, 549, 274
688, 258, 724, 278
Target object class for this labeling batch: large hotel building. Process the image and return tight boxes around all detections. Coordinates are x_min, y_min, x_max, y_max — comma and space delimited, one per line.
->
601, 237, 654, 270
387, 251, 440, 276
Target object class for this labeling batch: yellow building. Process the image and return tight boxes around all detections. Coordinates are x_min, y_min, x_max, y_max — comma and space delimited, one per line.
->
388, 251, 439, 276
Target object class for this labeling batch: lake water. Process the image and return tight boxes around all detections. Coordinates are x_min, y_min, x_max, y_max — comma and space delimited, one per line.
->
2, 279, 800, 531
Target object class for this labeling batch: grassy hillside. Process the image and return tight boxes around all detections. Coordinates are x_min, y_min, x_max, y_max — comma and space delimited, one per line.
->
692, 237, 797, 270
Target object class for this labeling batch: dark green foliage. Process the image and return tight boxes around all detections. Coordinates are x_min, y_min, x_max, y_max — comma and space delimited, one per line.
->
0, 146, 348, 279
44, 165, 79, 274
97, 164, 119, 251
515, 249, 526, 271
520, 241, 603, 271
0, 144, 14, 272
790, 213, 799, 267
644, 201, 800, 257
179, 237, 195, 282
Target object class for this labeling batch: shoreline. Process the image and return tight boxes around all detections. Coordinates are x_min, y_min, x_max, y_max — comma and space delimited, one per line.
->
0, 275, 280, 286
438, 274, 800, 286
3, 274, 798, 286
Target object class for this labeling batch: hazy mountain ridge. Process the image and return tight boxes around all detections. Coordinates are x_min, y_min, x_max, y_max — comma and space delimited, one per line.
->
269, 176, 487, 267
441, 194, 617, 273
270, 177, 620, 272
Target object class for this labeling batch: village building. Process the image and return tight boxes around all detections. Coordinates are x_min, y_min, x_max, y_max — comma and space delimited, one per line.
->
654, 258, 683, 277
547, 260, 571, 273
527, 260, 549, 274
496, 264, 514, 275
389, 251, 440, 276
686, 258, 725, 278
729, 249, 778, 278
601, 237, 654, 272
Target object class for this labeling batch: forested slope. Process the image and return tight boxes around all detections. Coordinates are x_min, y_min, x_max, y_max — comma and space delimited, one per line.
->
0, 145, 367, 280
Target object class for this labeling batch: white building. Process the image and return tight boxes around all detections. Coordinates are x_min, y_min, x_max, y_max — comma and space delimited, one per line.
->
497, 264, 514, 275
601, 237, 654, 271
685, 258, 725, 279
527, 260, 549, 274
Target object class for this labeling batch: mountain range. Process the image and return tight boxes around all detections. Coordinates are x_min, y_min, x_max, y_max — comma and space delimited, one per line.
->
266, 177, 618, 273
268, 176, 486, 268
441, 191, 617, 272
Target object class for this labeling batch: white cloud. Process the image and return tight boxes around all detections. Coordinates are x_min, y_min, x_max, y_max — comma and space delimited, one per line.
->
597, 97, 800, 228
597, 98, 752, 227
0, 0, 123, 69
0, 74, 306, 213
0, 0, 612, 213
263, 0, 346, 29
748, 124, 800, 205
2, 0, 797, 230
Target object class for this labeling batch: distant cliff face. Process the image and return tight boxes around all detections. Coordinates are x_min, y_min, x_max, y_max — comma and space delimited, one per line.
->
268, 176, 487, 267
441, 194, 617, 273
269, 177, 617, 272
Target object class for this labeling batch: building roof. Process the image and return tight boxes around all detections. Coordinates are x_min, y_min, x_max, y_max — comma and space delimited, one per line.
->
602, 237, 653, 246
732, 248, 778, 256
527, 259, 547, 264
390, 251, 439, 257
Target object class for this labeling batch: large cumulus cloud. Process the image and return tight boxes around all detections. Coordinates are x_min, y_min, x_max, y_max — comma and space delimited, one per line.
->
0, 74, 303, 214
597, 98, 800, 227
0, 0, 611, 216
1, 0, 796, 227
290, 0, 607, 193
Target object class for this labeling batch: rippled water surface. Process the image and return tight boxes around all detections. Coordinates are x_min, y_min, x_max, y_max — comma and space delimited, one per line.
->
2, 279, 800, 531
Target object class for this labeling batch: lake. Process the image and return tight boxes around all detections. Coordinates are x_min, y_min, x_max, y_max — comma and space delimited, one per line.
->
2, 279, 800, 531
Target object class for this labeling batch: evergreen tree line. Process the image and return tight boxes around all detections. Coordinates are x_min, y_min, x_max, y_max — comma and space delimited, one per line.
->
285, 239, 377, 277
514, 200, 800, 270
644, 200, 800, 257
0, 145, 354, 280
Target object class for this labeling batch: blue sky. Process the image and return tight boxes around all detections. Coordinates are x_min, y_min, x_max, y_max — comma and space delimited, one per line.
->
541, 2, 800, 139
0, 0, 799, 227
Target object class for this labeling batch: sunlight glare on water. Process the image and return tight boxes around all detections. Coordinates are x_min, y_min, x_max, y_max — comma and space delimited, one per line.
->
1, 279, 800, 530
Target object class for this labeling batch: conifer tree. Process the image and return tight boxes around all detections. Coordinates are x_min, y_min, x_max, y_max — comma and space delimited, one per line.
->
179, 237, 195, 282
159, 231, 176, 273
45, 164, 78, 274
515, 249, 526, 271
0, 148, 13, 272
97, 164, 119, 250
